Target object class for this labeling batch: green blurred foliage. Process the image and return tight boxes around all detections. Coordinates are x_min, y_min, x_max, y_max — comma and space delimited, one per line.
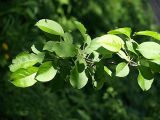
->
0, 0, 160, 120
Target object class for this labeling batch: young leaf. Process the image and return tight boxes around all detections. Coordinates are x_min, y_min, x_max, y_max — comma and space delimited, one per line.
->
117, 50, 130, 62
134, 31, 160, 41
104, 66, 112, 77
96, 34, 124, 52
108, 27, 132, 38
10, 67, 38, 87
116, 62, 129, 77
70, 66, 88, 89
84, 37, 102, 54
84, 34, 91, 46
74, 21, 86, 36
36, 61, 57, 82
35, 19, 64, 35
125, 40, 138, 55
137, 66, 154, 91
31, 44, 41, 54
43, 41, 77, 57
73, 21, 91, 45
137, 42, 160, 59
9, 52, 44, 72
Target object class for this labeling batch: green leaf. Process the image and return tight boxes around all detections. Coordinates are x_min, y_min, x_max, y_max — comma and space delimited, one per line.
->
36, 52, 45, 63
62, 32, 73, 44
84, 34, 91, 46
35, 19, 64, 35
117, 50, 130, 62
149, 62, 160, 73
151, 57, 160, 65
134, 31, 160, 41
10, 67, 38, 87
138, 66, 154, 91
92, 51, 100, 62
96, 47, 113, 58
116, 62, 129, 77
73, 21, 91, 45
74, 21, 86, 36
70, 66, 88, 89
9, 52, 44, 72
104, 66, 112, 77
137, 42, 160, 59
125, 40, 138, 55
77, 56, 87, 72
36, 61, 57, 82
85, 35, 124, 54
84, 37, 102, 54
139, 59, 150, 67
43, 41, 77, 57
31, 44, 41, 54
96, 34, 124, 52
108, 27, 132, 38
93, 62, 106, 90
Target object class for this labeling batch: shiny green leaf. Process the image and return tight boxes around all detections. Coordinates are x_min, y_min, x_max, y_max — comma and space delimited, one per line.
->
74, 21, 86, 36
104, 66, 112, 77
138, 66, 154, 91
31, 44, 41, 54
135, 31, 160, 40
35, 19, 64, 35
117, 50, 130, 62
96, 34, 124, 52
137, 42, 160, 59
36, 61, 57, 82
151, 57, 160, 65
70, 66, 88, 89
125, 40, 138, 55
84, 37, 102, 54
43, 41, 77, 57
10, 67, 38, 87
9, 52, 44, 72
116, 62, 129, 77
108, 27, 131, 38
84, 34, 91, 45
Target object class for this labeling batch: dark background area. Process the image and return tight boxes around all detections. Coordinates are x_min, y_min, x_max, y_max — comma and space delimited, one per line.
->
0, 0, 160, 120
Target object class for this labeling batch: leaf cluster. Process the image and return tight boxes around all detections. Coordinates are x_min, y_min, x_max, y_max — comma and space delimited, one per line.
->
9, 19, 160, 91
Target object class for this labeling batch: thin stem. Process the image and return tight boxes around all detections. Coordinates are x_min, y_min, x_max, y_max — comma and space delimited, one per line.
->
129, 58, 138, 67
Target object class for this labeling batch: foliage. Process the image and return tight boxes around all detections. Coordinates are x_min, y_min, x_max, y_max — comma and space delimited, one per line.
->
9, 19, 160, 91
1, 0, 160, 120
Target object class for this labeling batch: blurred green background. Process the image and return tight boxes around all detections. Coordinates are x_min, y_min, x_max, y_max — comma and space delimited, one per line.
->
0, 0, 160, 120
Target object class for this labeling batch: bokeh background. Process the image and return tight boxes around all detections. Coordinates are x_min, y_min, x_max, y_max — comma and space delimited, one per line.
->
0, 0, 160, 120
